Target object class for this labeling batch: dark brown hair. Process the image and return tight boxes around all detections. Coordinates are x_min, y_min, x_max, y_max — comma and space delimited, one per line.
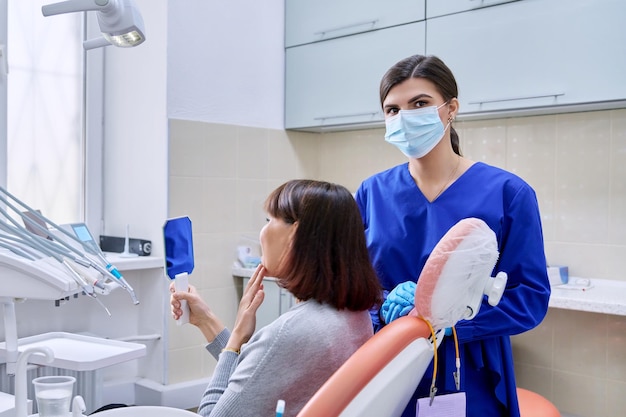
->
380, 54, 462, 155
264, 180, 381, 311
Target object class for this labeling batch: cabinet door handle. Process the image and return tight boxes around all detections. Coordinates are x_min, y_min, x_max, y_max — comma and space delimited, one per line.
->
468, 93, 564, 106
314, 111, 381, 122
314, 19, 379, 38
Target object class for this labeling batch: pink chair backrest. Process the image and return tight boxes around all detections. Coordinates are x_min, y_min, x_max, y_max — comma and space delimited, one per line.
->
297, 316, 434, 417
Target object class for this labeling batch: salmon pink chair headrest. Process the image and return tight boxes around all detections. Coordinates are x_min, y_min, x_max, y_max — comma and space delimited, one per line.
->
410, 218, 507, 330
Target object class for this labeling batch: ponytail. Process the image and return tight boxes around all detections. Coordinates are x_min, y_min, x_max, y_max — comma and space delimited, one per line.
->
450, 126, 462, 156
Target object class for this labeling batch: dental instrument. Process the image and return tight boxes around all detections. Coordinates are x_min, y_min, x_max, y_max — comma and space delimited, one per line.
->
0, 217, 97, 298
276, 399, 286, 417
0, 186, 139, 304
0, 208, 115, 318
0, 236, 38, 260
0, 220, 115, 314
163, 216, 195, 325
63, 223, 139, 304
0, 213, 106, 310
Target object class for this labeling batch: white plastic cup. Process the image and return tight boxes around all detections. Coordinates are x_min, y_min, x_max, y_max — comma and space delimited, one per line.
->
32, 376, 76, 417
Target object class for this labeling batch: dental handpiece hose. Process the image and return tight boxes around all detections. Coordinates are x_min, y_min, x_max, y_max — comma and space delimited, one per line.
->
0, 224, 113, 317
0, 221, 95, 297
105, 261, 139, 305
26, 215, 138, 303
1, 187, 135, 307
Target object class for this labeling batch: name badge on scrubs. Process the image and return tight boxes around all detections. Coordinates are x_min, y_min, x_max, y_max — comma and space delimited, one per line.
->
416, 392, 466, 417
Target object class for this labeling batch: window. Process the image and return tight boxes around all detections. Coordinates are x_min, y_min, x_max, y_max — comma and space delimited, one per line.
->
2, 0, 103, 231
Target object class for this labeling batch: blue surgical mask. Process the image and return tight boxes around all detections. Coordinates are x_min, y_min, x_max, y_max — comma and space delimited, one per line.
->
384, 103, 450, 158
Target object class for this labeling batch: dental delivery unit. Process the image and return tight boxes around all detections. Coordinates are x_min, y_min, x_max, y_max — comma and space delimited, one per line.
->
0, 185, 143, 374
0, 185, 138, 308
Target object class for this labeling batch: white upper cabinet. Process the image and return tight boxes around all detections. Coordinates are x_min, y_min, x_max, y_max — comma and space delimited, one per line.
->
285, 22, 426, 131
285, 0, 426, 47
426, 0, 518, 19
426, 0, 626, 117
284, 0, 626, 131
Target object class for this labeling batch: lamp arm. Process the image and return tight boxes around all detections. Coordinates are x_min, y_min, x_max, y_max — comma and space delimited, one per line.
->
42, 0, 110, 17
84, 37, 112, 50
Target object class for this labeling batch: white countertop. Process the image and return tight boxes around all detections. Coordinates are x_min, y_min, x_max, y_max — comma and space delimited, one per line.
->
548, 277, 626, 316
104, 253, 164, 271
232, 266, 626, 317
232, 265, 256, 278
232, 265, 279, 282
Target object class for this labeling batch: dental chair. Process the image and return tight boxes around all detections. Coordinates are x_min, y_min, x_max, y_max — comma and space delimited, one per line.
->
297, 315, 436, 417
297, 315, 560, 417
517, 388, 561, 417
297, 218, 560, 417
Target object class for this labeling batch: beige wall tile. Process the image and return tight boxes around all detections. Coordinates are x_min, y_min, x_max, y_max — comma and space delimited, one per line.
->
544, 241, 626, 281
168, 346, 205, 384
170, 120, 238, 179
607, 380, 626, 417
268, 129, 317, 180
167, 315, 208, 351
236, 126, 269, 179
200, 348, 218, 382
168, 176, 207, 230
456, 119, 506, 168
197, 286, 239, 330
319, 127, 404, 192
553, 371, 606, 417
169, 119, 209, 178
235, 179, 270, 233
555, 112, 610, 244
193, 232, 241, 290
204, 123, 238, 179
606, 315, 626, 383
201, 178, 238, 234
284, 130, 321, 179
514, 364, 553, 400
506, 115, 557, 241
553, 310, 607, 379
511, 309, 554, 369
609, 109, 626, 245
186, 232, 210, 288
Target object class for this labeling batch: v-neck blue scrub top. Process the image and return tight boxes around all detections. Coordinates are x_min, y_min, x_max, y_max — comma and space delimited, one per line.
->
356, 162, 551, 417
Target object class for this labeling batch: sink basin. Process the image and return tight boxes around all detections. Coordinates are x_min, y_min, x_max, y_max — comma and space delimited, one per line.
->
94, 406, 197, 416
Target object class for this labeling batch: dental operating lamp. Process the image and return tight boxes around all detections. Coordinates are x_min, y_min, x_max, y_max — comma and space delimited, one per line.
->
42, 0, 146, 50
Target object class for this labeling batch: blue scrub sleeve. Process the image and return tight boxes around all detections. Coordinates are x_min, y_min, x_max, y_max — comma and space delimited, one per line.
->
454, 185, 550, 343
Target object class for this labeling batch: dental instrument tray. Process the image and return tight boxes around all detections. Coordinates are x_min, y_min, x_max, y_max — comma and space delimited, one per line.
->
0, 332, 146, 371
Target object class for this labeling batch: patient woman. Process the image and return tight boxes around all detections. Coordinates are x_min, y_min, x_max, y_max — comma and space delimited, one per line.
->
170, 179, 382, 417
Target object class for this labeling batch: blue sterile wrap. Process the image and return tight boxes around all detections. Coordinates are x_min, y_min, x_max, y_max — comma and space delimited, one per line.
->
163, 216, 195, 279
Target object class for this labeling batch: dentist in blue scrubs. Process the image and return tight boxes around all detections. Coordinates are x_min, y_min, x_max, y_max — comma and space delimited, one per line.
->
355, 55, 551, 417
